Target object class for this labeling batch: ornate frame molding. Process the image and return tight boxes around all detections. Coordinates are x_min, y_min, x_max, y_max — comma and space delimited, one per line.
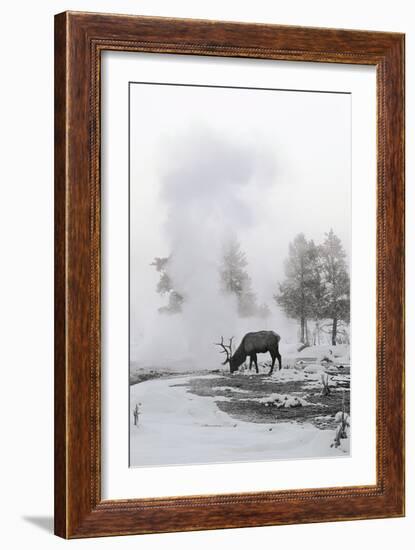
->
55, 11, 405, 538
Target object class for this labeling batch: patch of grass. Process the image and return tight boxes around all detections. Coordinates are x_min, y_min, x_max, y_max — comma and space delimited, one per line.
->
179, 373, 350, 430
130, 370, 193, 385
130, 368, 220, 385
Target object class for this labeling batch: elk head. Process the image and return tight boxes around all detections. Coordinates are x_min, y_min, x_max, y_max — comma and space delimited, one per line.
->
215, 336, 234, 371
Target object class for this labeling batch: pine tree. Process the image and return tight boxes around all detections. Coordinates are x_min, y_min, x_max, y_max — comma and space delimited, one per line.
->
274, 234, 317, 343
319, 229, 350, 345
220, 237, 258, 317
150, 256, 184, 314
238, 290, 258, 318
308, 240, 327, 344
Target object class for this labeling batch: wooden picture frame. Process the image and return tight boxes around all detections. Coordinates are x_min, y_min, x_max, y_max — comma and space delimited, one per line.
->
54, 11, 405, 538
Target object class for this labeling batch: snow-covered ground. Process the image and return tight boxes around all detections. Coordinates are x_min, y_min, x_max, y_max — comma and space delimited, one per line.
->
130, 372, 350, 467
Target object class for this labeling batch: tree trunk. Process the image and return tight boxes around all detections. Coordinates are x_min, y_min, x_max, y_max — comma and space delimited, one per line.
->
300, 317, 305, 343
332, 317, 338, 346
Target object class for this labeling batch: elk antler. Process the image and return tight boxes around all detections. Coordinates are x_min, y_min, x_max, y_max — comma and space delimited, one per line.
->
214, 336, 234, 365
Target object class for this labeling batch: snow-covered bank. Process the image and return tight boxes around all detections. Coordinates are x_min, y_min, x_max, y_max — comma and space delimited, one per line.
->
130, 374, 349, 467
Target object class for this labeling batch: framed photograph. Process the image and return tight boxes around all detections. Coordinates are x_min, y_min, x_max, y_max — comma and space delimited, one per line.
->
54, 11, 405, 538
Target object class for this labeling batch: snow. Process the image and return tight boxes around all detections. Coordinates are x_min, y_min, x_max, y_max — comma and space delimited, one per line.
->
335, 411, 350, 424
303, 364, 326, 374
130, 374, 349, 467
250, 393, 309, 408
296, 344, 350, 360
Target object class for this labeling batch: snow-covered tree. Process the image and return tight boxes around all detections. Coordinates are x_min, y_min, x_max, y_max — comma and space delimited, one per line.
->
319, 229, 350, 345
274, 234, 319, 343
238, 289, 258, 318
275, 231, 350, 345
150, 256, 184, 314
220, 237, 258, 317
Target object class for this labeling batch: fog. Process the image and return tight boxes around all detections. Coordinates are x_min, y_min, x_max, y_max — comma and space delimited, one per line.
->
129, 83, 351, 369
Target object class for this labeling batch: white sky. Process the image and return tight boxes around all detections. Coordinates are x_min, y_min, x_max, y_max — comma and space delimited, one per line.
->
129, 82, 351, 364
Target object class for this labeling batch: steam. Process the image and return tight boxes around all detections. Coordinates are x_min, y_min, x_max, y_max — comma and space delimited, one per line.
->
131, 127, 294, 370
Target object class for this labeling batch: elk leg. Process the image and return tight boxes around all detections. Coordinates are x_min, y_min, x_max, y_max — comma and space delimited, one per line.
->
269, 352, 276, 376
277, 349, 282, 371
252, 354, 259, 374
249, 357, 254, 371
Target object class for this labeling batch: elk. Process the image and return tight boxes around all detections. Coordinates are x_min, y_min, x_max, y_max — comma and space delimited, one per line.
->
215, 331, 282, 375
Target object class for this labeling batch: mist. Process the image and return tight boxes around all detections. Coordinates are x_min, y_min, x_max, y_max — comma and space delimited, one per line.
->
129, 83, 351, 370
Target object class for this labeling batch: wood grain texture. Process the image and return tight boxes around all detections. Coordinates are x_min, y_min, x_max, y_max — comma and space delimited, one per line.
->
54, 11, 67, 538
54, 11, 405, 539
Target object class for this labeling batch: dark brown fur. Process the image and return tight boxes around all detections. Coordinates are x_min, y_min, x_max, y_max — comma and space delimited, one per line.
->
225, 331, 282, 375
